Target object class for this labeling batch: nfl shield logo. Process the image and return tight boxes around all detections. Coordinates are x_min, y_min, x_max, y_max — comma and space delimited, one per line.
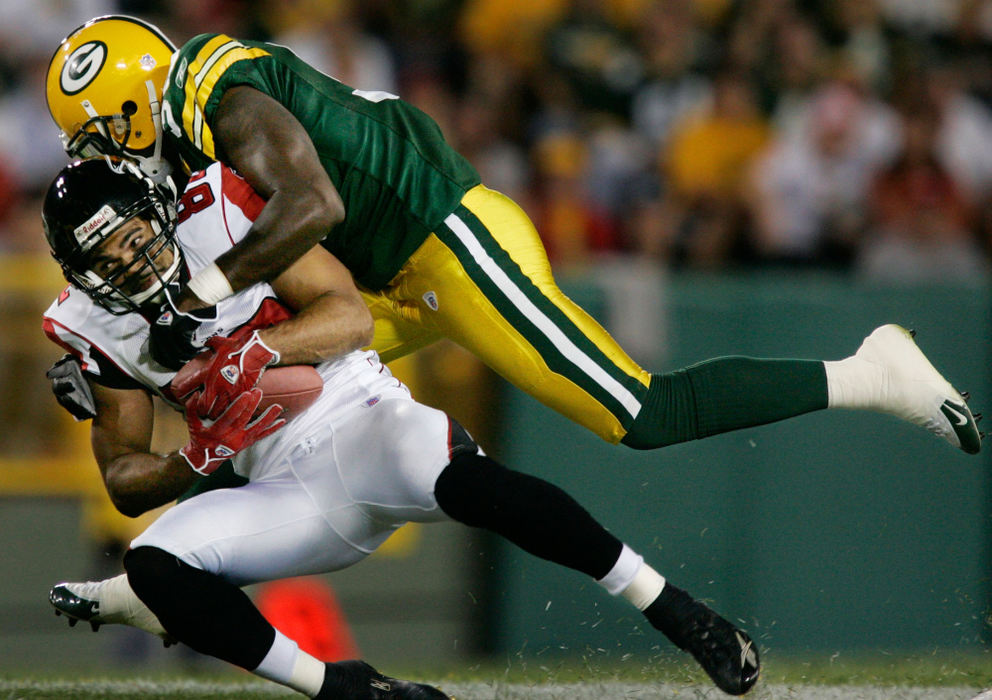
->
422, 291, 439, 311
220, 365, 240, 384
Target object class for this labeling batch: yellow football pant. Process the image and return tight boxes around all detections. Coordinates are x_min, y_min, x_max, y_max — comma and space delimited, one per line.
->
360, 185, 651, 444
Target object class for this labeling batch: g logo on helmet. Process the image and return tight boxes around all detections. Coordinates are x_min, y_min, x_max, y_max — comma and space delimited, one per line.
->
60, 41, 107, 96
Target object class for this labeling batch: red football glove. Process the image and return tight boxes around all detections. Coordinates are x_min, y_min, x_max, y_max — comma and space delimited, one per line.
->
179, 388, 285, 475
177, 330, 281, 420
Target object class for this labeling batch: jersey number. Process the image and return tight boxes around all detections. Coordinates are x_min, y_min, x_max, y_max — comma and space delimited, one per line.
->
177, 182, 216, 225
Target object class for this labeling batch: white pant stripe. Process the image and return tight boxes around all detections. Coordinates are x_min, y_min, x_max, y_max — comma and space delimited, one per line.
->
443, 213, 642, 419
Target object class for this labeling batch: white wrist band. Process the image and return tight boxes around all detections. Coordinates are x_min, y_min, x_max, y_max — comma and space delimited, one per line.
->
187, 263, 235, 306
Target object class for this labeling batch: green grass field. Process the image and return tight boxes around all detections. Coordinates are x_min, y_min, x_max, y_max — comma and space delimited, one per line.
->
3, 652, 990, 699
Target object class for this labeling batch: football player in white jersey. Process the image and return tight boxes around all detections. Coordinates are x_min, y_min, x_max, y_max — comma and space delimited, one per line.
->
40, 156, 761, 698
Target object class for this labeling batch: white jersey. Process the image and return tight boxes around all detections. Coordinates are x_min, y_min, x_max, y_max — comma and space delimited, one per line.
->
43, 162, 409, 480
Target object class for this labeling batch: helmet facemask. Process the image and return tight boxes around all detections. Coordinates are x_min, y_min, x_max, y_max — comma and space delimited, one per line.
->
62, 80, 172, 184
72, 215, 182, 315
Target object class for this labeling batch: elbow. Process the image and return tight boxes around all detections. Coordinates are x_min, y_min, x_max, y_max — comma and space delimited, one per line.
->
108, 490, 146, 519
326, 193, 345, 229
274, 178, 343, 249
349, 295, 374, 349
104, 471, 151, 518
357, 309, 375, 349
336, 301, 374, 354
117, 504, 146, 519
312, 184, 345, 234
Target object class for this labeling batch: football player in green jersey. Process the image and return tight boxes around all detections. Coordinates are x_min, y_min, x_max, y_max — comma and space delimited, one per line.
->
46, 15, 981, 456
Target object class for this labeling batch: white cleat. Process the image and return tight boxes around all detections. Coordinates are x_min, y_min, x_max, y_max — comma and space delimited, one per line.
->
49, 573, 174, 645
852, 324, 981, 454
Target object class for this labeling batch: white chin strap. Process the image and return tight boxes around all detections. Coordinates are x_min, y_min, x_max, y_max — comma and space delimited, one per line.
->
137, 79, 172, 184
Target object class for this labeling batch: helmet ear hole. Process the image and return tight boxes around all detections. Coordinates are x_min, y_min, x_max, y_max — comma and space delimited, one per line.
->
121, 100, 137, 116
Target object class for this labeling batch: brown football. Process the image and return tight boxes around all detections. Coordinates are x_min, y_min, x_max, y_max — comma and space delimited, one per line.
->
172, 352, 323, 421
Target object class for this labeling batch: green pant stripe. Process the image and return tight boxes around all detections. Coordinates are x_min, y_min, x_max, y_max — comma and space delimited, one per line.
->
439, 208, 642, 422
453, 205, 646, 397
447, 205, 647, 399
456, 207, 646, 400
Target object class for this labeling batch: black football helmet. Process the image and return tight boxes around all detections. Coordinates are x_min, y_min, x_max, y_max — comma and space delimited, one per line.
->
42, 156, 181, 314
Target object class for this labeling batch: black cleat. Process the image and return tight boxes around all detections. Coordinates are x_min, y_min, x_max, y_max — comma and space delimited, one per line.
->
50, 585, 106, 635
316, 660, 452, 699
646, 585, 759, 695
50, 584, 100, 627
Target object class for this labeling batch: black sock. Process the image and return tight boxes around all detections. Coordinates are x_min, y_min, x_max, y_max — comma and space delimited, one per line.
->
623, 358, 828, 449
642, 583, 695, 644
316, 661, 375, 699
434, 453, 623, 580
124, 546, 275, 670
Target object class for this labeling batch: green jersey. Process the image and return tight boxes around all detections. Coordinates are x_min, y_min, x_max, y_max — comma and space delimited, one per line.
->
161, 33, 481, 289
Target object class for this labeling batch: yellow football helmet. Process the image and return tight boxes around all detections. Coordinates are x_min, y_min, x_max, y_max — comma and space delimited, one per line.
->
47, 15, 176, 182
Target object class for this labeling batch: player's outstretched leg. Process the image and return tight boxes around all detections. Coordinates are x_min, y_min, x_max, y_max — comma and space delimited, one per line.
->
435, 453, 760, 695
826, 324, 981, 454
622, 324, 981, 454
316, 660, 451, 699
49, 574, 173, 645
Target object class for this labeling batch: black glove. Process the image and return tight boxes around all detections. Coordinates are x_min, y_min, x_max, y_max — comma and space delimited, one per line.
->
46, 354, 97, 421
148, 284, 218, 370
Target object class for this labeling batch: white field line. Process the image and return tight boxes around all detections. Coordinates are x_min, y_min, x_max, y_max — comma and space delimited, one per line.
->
0, 679, 983, 699
440, 683, 984, 699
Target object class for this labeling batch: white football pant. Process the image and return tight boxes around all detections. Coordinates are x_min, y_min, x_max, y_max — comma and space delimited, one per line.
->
131, 396, 460, 585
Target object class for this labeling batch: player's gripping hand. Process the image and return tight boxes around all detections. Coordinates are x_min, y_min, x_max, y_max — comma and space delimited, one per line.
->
173, 330, 281, 420
148, 285, 218, 370
179, 389, 285, 475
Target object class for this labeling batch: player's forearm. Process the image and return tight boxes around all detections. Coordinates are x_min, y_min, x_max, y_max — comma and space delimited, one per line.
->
176, 85, 346, 312
101, 451, 198, 518
259, 291, 374, 366
216, 191, 342, 299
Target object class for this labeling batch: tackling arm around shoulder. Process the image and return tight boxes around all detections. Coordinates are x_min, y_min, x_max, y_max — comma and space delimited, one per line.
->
89, 382, 198, 518
176, 86, 344, 312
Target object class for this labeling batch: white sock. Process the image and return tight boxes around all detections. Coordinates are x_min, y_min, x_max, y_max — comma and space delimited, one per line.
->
823, 357, 883, 410
252, 630, 325, 697
597, 544, 667, 611
94, 574, 169, 639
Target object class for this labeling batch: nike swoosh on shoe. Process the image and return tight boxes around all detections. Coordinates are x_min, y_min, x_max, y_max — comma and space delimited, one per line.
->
940, 400, 981, 455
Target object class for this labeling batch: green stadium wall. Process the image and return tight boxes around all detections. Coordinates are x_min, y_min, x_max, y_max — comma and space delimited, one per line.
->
488, 271, 992, 657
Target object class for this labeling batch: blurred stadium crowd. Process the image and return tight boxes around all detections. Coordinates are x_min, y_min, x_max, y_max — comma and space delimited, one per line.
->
1, 0, 992, 283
